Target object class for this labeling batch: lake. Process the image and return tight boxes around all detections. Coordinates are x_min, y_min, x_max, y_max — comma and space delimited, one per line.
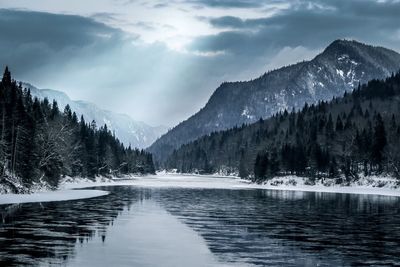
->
1, 178, 400, 266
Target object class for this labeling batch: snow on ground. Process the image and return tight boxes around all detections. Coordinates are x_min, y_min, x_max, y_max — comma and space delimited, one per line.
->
2, 173, 399, 205
0, 189, 109, 205
61, 173, 400, 198
61, 174, 244, 190
240, 175, 400, 197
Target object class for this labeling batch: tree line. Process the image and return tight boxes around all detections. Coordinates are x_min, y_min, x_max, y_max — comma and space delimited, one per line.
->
166, 71, 400, 183
0, 67, 155, 192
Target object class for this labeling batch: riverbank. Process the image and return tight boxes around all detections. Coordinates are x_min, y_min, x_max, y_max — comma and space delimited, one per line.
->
1, 173, 400, 205
237, 175, 400, 197
64, 173, 400, 197
0, 176, 122, 205
0, 189, 109, 205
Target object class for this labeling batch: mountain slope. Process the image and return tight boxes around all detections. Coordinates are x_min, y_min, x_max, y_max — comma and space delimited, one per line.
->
25, 84, 167, 149
166, 72, 400, 180
149, 40, 400, 164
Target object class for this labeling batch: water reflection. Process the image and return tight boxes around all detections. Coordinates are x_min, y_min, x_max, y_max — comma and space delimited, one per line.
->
67, 199, 221, 267
0, 186, 400, 266
157, 189, 400, 266
0, 186, 149, 266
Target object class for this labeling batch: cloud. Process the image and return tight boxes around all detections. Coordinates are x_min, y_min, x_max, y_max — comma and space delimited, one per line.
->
187, 0, 263, 8
152, 2, 169, 8
132, 21, 176, 31
193, 0, 400, 56
0, 9, 124, 48
0, 9, 128, 74
0, 9, 241, 126
1, 0, 400, 127
208, 16, 248, 28
90, 12, 120, 21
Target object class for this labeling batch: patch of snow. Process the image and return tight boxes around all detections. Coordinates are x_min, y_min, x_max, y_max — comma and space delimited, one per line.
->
0, 189, 109, 205
338, 54, 349, 61
0, 172, 54, 194
59, 175, 140, 189
350, 60, 359, 66
243, 175, 400, 197
241, 106, 255, 120
61, 173, 400, 198
274, 91, 288, 111
347, 70, 353, 77
62, 174, 241, 190
305, 71, 316, 95
336, 69, 345, 79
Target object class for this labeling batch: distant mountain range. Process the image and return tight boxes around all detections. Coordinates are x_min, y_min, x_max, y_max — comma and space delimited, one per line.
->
149, 40, 400, 164
24, 84, 167, 149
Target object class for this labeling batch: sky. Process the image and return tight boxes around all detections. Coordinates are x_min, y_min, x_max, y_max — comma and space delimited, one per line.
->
0, 0, 399, 126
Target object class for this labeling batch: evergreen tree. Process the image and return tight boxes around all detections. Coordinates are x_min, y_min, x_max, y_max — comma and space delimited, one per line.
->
0, 67, 155, 192
1, 66, 12, 85
371, 114, 387, 172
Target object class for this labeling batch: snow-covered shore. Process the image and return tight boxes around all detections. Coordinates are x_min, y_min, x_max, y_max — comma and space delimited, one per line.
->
62, 173, 400, 197
2, 173, 400, 205
0, 175, 116, 205
237, 175, 400, 197
0, 189, 109, 205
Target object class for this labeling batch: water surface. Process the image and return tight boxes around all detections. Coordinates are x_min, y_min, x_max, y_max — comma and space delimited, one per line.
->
1, 184, 400, 266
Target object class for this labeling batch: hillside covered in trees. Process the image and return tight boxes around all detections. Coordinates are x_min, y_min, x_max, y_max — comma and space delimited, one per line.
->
149, 40, 400, 165
0, 67, 155, 193
166, 72, 400, 183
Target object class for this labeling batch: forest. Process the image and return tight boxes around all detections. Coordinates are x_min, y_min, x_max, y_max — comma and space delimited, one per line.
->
0, 67, 155, 192
166, 72, 400, 183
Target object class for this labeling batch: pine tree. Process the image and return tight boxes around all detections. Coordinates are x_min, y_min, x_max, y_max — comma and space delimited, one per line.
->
371, 113, 387, 172
239, 151, 248, 178
254, 153, 268, 180
0, 67, 155, 191
335, 115, 343, 131
1, 66, 12, 86
326, 114, 334, 138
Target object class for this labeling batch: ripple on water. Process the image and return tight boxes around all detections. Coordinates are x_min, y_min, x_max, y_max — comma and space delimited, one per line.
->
0, 186, 399, 266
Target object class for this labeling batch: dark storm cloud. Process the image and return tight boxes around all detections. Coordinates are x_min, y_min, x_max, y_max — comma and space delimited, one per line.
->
0, 9, 127, 76
0, 9, 123, 49
193, 0, 400, 55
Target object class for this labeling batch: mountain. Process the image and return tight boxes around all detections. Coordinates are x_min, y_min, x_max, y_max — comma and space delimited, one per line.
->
166, 71, 400, 181
24, 84, 168, 149
149, 40, 400, 164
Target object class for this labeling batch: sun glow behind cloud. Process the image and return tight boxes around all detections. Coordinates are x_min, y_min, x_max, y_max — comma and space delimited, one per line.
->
0, 0, 286, 52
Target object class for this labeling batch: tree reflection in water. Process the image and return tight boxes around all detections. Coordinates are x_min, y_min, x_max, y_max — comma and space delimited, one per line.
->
0, 186, 150, 266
